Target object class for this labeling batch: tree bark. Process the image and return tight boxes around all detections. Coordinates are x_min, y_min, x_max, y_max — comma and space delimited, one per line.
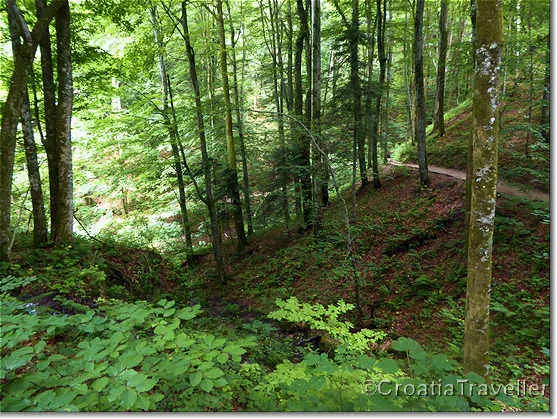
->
53, 0, 73, 244
433, 0, 448, 136
541, 32, 550, 142
181, 2, 224, 281
36, 0, 59, 241
311, 0, 324, 234
463, 0, 503, 380
295, 0, 313, 228
21, 84, 48, 247
413, 0, 430, 187
150, 6, 193, 259
226, 0, 254, 237
465, 0, 477, 259
216, 0, 247, 252
365, 0, 376, 169
403, 8, 415, 145
371, 0, 385, 187
350, 0, 368, 187
1, 0, 64, 260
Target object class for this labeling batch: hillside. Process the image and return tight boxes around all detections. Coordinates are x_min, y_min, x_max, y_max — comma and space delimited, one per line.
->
393, 94, 550, 193
2, 166, 548, 411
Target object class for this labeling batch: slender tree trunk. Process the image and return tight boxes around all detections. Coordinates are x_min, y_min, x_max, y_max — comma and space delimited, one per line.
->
311, 0, 325, 234
216, 0, 247, 252
414, 0, 430, 186
377, 0, 389, 165
433, 0, 448, 136
369, 0, 383, 188
463, 0, 503, 379
53, 0, 73, 244
403, 8, 415, 144
36, 0, 59, 241
180, 1, 224, 281
168, 81, 194, 259
1, 1, 64, 259
382, 34, 392, 163
295, 0, 312, 228
541, 33, 550, 142
262, 0, 290, 227
365, 0, 376, 169
21, 85, 48, 247
226, 0, 254, 237
465, 0, 477, 258
525, 1, 533, 158
350, 0, 368, 187
150, 7, 193, 258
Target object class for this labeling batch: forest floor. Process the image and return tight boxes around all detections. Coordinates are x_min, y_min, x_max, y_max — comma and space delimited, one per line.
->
3, 165, 549, 410
184, 166, 549, 391
387, 159, 549, 201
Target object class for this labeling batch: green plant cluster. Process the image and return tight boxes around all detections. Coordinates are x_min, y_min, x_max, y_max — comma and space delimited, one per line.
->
1, 287, 549, 412
1, 295, 254, 411
269, 297, 386, 354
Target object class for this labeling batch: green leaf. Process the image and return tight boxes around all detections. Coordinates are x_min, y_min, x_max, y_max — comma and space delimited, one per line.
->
119, 388, 138, 410
126, 372, 157, 392
91, 376, 110, 392
121, 352, 144, 369
189, 372, 202, 387
391, 337, 423, 353
176, 305, 201, 320
376, 358, 399, 374
216, 353, 229, 364
2, 346, 34, 370
199, 379, 214, 393
107, 385, 125, 402
204, 367, 224, 379
213, 377, 227, 388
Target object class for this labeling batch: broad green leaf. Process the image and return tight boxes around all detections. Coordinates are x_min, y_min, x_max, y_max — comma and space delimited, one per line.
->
189, 372, 202, 387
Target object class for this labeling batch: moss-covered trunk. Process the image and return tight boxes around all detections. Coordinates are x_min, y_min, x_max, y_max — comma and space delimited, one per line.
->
463, 0, 503, 380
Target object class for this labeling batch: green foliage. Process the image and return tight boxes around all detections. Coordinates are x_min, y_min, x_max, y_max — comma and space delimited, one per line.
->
269, 297, 385, 354
247, 335, 496, 412
0, 295, 255, 411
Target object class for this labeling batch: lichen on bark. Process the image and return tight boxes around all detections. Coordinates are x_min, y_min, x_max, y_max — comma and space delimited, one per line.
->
463, 0, 503, 380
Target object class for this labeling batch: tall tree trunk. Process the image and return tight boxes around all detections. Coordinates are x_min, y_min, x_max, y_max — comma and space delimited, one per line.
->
465, 0, 477, 258
365, 0, 376, 168
369, 0, 383, 188
262, 0, 290, 227
36, 0, 59, 241
541, 33, 550, 142
180, 1, 224, 281
1, 0, 64, 260
295, 0, 312, 228
168, 80, 194, 260
403, 8, 415, 145
150, 7, 193, 259
226, 0, 254, 237
433, 0, 448, 136
463, 0, 503, 379
413, 0, 430, 187
382, 32, 392, 163
216, 0, 247, 252
311, 0, 324, 233
525, 0, 533, 158
350, 0, 368, 187
21, 85, 48, 247
53, 0, 73, 244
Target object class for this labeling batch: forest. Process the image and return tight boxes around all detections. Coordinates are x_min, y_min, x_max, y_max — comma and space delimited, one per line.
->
0, 0, 550, 412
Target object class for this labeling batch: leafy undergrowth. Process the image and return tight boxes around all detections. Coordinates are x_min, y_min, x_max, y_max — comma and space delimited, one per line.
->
393, 93, 549, 192
194, 168, 549, 405
1, 169, 549, 411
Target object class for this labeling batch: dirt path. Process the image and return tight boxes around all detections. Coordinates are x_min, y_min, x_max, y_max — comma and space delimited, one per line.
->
388, 159, 549, 202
